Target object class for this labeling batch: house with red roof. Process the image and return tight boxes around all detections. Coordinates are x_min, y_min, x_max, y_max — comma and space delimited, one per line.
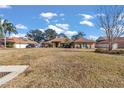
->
95, 37, 124, 49
73, 38, 95, 48
41, 37, 95, 48
50, 37, 72, 48
41, 37, 72, 48
0, 37, 37, 48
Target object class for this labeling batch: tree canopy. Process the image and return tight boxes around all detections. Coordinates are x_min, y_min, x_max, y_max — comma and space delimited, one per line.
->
26, 28, 85, 43
58, 33, 68, 38
0, 18, 17, 47
26, 29, 44, 43
26, 29, 57, 43
71, 32, 85, 40
44, 29, 57, 41
97, 6, 124, 51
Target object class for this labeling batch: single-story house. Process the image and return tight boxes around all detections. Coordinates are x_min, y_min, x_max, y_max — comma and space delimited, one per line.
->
41, 41, 52, 48
0, 37, 37, 48
41, 37, 96, 48
73, 38, 95, 48
50, 37, 72, 48
95, 37, 124, 49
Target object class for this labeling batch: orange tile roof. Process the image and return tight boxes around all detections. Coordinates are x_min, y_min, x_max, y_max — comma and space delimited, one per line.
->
51, 37, 71, 43
74, 38, 95, 43
0, 37, 37, 44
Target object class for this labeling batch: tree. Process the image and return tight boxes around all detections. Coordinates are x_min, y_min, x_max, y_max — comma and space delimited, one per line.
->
44, 29, 57, 41
58, 33, 68, 38
97, 6, 124, 51
26, 29, 57, 42
26, 29, 44, 43
71, 31, 85, 40
0, 30, 4, 38
0, 18, 17, 48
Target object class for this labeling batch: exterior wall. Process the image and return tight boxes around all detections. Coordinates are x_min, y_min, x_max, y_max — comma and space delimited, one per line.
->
92, 43, 95, 48
52, 42, 61, 48
95, 44, 109, 48
74, 43, 95, 49
118, 42, 124, 48
74, 43, 81, 48
95, 43, 118, 49
113, 43, 118, 49
52, 43, 56, 48
14, 44, 28, 48
88, 43, 95, 49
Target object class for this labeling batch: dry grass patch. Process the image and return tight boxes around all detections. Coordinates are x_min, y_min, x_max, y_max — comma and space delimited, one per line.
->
0, 48, 124, 87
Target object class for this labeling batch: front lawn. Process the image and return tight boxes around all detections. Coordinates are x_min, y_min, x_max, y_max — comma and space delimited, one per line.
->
0, 48, 124, 88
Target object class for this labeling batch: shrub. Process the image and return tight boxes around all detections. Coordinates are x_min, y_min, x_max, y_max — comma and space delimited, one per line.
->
95, 48, 124, 55
95, 48, 108, 53
6, 42, 14, 48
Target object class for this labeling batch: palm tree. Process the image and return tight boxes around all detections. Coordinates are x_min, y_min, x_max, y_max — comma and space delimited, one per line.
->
0, 18, 17, 48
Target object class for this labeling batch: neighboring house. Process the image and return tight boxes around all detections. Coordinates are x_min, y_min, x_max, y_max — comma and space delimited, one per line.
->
95, 37, 124, 49
41, 41, 52, 48
41, 37, 96, 48
0, 37, 37, 48
50, 37, 72, 48
73, 38, 95, 48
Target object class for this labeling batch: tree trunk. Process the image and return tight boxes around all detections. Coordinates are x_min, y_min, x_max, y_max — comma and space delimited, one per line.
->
4, 36, 6, 48
108, 42, 112, 51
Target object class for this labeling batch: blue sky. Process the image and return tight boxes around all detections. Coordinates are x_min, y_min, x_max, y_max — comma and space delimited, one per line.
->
0, 5, 105, 40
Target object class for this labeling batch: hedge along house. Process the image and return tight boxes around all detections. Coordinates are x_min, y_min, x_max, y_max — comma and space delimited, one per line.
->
0, 37, 37, 48
95, 37, 124, 49
73, 38, 95, 48
50, 37, 72, 48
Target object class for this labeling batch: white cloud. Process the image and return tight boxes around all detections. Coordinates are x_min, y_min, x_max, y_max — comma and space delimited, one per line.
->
15, 24, 28, 30
79, 14, 94, 20
40, 12, 57, 19
40, 12, 57, 23
88, 35, 98, 40
45, 19, 50, 23
80, 20, 94, 27
96, 13, 105, 17
59, 13, 64, 16
100, 27, 105, 31
56, 23, 69, 30
48, 23, 70, 34
48, 24, 77, 37
10, 33, 26, 38
48, 25, 64, 34
64, 31, 78, 37
39, 28, 45, 33
0, 5, 11, 9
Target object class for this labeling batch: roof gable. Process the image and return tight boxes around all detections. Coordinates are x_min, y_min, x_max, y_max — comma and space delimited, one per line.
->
74, 38, 95, 43
0, 37, 37, 44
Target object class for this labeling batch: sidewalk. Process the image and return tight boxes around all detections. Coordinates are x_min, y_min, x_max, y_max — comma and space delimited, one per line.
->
0, 65, 29, 86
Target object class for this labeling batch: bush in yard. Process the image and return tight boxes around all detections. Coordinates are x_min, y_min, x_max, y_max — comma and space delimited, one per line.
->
6, 42, 14, 48
95, 48, 108, 54
95, 48, 124, 55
